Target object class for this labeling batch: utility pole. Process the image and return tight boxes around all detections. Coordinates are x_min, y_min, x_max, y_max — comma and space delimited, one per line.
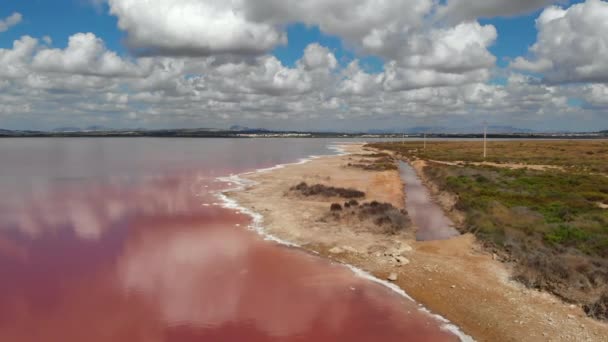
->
483, 121, 487, 159
423, 133, 427, 151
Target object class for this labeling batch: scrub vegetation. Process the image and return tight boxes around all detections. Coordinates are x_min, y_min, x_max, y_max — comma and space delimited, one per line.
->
371, 140, 608, 173
290, 182, 366, 199
327, 200, 412, 235
370, 140, 608, 320
346, 153, 398, 171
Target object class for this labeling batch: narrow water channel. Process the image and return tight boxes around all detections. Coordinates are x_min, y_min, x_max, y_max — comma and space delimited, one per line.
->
399, 161, 461, 241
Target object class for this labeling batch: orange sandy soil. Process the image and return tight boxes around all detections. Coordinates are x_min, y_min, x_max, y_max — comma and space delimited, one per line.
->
227, 144, 608, 341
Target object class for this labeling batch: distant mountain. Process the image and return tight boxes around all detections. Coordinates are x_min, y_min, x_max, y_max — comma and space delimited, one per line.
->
366, 129, 397, 134
0, 129, 43, 136
229, 125, 249, 131
84, 125, 112, 131
53, 127, 81, 132
229, 125, 270, 133
404, 126, 444, 134
51, 126, 112, 132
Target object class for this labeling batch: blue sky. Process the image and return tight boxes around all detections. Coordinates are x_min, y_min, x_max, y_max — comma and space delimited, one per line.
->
0, 0, 606, 132
1, 1, 120, 50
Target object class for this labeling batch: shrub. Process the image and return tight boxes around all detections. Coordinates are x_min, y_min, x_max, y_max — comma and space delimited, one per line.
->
357, 201, 411, 234
326, 200, 411, 235
585, 293, 608, 320
330, 203, 343, 211
544, 225, 590, 247
291, 182, 365, 199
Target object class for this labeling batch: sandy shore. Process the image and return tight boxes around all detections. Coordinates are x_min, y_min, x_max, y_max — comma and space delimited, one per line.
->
226, 144, 608, 341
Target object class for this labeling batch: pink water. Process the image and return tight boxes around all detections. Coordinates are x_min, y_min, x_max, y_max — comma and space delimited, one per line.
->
0, 138, 462, 341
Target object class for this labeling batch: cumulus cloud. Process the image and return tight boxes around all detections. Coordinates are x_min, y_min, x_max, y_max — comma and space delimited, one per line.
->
243, 0, 434, 56
398, 22, 497, 73
510, 57, 553, 73
511, 0, 608, 83
108, 0, 286, 56
300, 44, 337, 71
106, 0, 439, 63
359, 22, 498, 92
373, 21, 497, 91
383, 63, 491, 91
32, 33, 142, 77
338, 61, 383, 96
437, 0, 559, 23
0, 36, 38, 79
1, 1, 604, 131
223, 56, 315, 96
0, 12, 22, 33
581, 84, 608, 108
103, 0, 497, 91
0, 30, 591, 131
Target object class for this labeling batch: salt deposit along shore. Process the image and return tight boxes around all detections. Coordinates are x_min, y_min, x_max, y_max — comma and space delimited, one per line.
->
224, 144, 608, 342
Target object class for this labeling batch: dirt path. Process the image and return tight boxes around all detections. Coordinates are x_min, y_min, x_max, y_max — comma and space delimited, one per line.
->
227, 144, 608, 341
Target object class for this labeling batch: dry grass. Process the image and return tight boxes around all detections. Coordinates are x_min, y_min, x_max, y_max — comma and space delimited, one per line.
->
346, 153, 398, 171
370, 140, 608, 173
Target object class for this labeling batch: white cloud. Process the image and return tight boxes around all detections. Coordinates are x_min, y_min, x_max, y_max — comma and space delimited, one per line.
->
108, 0, 286, 56
395, 22, 497, 73
244, 0, 434, 55
300, 44, 337, 71
511, 0, 608, 83
104, 0, 496, 92
0, 12, 22, 33
510, 57, 553, 73
106, 0, 438, 65
581, 84, 608, 108
0, 36, 38, 79
338, 61, 382, 96
372, 22, 497, 91
0, 31, 591, 131
32, 33, 141, 77
383, 63, 491, 91
437, 0, 558, 23
1, 1, 605, 131
226, 55, 315, 96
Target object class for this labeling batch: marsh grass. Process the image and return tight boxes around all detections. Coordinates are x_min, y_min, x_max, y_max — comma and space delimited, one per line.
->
369, 140, 608, 319
370, 140, 608, 173
424, 165, 608, 256
425, 164, 608, 318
